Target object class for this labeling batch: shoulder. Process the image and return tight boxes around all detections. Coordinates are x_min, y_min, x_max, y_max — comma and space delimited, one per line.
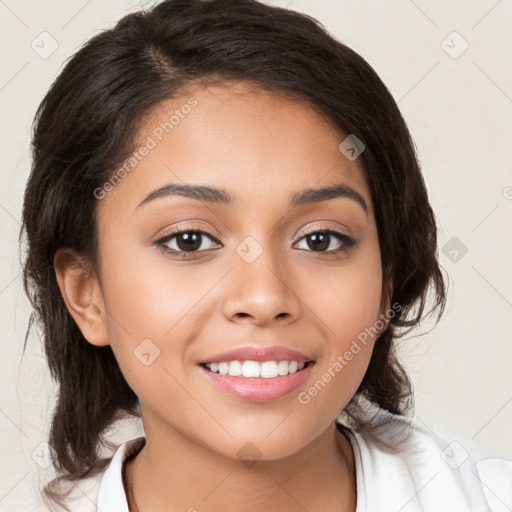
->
475, 457, 512, 512
30, 470, 105, 512
338, 406, 512, 512
30, 436, 146, 512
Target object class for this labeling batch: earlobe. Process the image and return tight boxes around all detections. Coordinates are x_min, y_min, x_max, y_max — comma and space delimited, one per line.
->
53, 248, 110, 347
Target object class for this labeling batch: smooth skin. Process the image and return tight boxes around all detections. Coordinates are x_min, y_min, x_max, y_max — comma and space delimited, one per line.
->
54, 81, 391, 511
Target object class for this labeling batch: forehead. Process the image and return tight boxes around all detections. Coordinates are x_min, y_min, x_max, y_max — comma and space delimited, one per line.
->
97, 81, 372, 219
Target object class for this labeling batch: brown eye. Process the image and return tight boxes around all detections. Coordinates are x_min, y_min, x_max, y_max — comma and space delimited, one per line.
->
172, 231, 202, 252
155, 229, 220, 256
295, 229, 356, 253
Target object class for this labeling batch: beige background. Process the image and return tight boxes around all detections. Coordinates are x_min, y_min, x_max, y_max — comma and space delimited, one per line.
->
1, 0, 511, 510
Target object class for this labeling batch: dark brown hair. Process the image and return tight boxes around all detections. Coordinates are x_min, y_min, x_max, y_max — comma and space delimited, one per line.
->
20, 0, 446, 509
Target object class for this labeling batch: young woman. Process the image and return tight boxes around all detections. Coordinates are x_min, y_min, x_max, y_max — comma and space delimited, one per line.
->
22, 1, 511, 511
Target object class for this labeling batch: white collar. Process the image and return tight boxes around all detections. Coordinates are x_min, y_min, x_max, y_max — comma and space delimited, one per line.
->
97, 436, 146, 512
95, 418, 495, 512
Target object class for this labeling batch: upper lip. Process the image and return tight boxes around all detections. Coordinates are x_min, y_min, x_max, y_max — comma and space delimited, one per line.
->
198, 345, 314, 364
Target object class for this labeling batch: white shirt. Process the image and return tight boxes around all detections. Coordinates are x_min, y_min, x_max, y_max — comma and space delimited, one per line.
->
32, 413, 512, 512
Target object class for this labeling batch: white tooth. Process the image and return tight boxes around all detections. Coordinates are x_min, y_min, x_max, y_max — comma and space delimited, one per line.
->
228, 360, 243, 376
261, 361, 278, 378
242, 360, 261, 377
207, 360, 305, 378
277, 360, 289, 376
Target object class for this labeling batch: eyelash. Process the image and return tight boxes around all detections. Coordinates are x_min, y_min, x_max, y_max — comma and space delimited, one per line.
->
153, 225, 357, 259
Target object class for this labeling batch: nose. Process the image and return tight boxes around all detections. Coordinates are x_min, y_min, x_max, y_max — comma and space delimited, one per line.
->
221, 238, 302, 326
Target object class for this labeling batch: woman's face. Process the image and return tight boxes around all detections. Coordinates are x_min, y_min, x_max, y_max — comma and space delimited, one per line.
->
91, 81, 387, 460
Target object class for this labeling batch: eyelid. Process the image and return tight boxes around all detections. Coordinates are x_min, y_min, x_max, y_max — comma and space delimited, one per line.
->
153, 222, 222, 244
295, 223, 351, 240
155, 222, 352, 244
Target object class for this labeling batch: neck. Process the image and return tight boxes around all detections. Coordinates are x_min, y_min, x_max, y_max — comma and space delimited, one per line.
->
123, 419, 357, 512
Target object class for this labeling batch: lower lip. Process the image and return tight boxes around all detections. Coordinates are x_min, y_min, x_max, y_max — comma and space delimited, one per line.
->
198, 363, 314, 402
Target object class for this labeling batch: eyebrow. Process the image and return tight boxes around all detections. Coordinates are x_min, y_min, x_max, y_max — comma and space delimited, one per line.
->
135, 182, 369, 216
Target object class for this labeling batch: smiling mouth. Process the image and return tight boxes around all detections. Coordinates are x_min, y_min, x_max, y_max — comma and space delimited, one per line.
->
199, 360, 315, 378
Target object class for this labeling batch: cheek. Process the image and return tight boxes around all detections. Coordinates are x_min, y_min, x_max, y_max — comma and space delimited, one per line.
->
98, 237, 222, 392
307, 244, 383, 386
306, 242, 384, 350
100, 234, 210, 336
290, 242, 383, 409
296, 262, 383, 432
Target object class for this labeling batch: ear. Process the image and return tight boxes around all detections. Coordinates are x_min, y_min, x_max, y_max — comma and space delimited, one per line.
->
53, 248, 109, 347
